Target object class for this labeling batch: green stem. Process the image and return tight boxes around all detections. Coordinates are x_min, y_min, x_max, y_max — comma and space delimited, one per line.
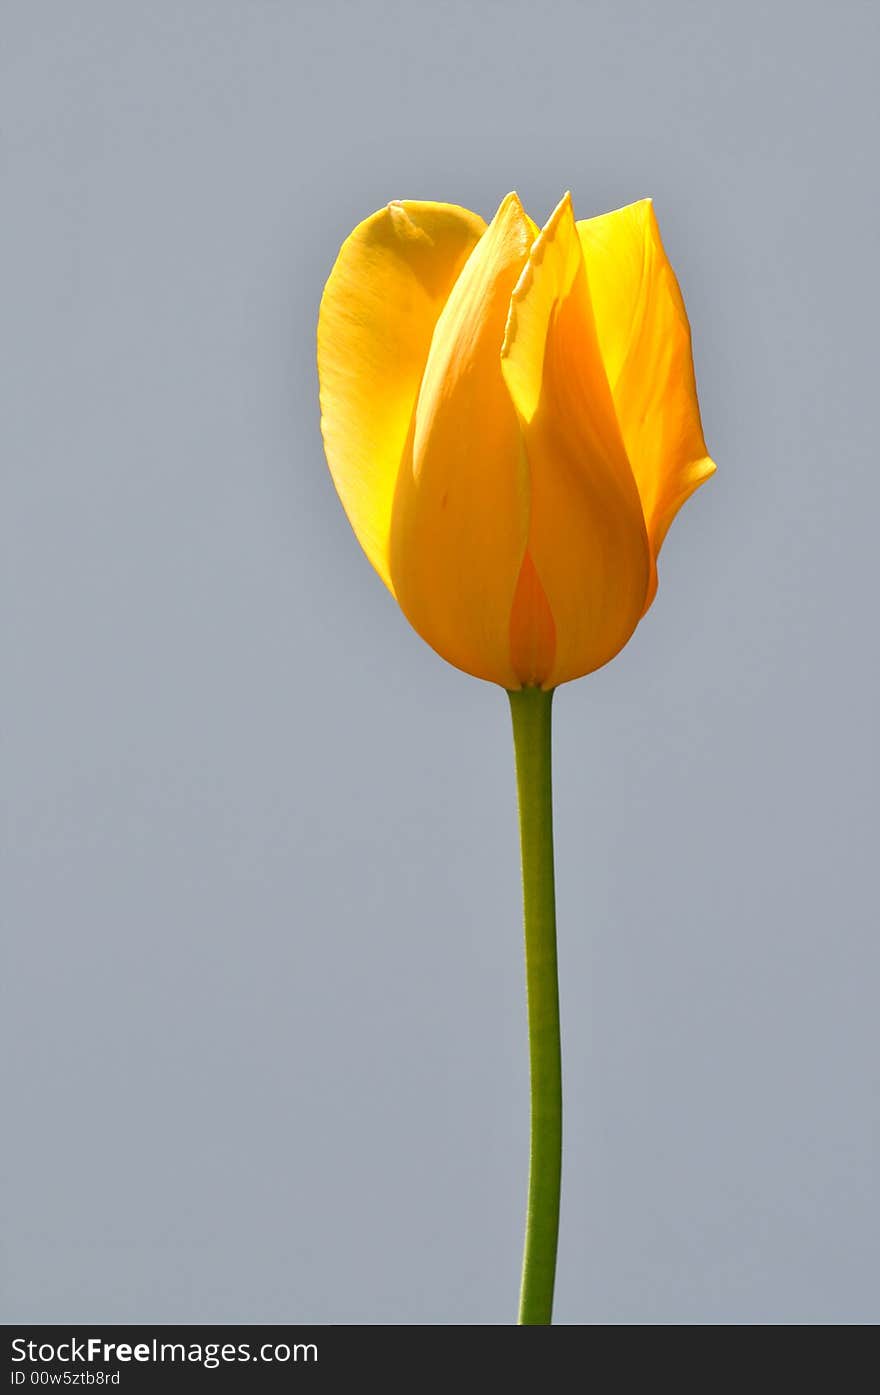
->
508, 685, 561, 1326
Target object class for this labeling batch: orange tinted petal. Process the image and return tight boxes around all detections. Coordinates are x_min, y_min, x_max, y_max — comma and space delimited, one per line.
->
509, 552, 557, 687
502, 194, 651, 687
389, 193, 533, 687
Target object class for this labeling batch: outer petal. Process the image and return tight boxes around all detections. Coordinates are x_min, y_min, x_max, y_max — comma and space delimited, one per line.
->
577, 200, 716, 605
317, 200, 486, 590
389, 193, 533, 687
501, 194, 651, 688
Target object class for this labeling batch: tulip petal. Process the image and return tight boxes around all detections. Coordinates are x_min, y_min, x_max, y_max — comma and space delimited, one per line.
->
390, 193, 534, 687
577, 200, 716, 605
509, 551, 557, 688
502, 194, 651, 688
317, 200, 486, 590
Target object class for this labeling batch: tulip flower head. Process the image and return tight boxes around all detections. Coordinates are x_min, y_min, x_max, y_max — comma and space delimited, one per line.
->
318, 192, 714, 690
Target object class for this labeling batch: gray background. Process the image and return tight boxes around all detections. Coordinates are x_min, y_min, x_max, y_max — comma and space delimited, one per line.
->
3, 0, 878, 1325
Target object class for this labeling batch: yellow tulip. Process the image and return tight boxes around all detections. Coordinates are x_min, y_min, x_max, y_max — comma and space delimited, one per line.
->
318, 191, 714, 689
316, 191, 717, 1323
